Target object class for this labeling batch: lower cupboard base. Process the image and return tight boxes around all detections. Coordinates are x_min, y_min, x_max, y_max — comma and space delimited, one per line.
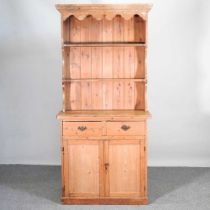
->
61, 197, 148, 205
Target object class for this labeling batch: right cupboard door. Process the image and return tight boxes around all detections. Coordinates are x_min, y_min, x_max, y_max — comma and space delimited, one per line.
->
104, 139, 146, 198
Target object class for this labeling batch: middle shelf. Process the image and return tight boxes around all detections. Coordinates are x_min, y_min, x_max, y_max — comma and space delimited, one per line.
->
63, 42, 146, 47
62, 78, 147, 82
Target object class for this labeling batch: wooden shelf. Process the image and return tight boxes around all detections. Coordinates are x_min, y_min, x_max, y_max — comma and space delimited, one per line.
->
62, 78, 147, 82
57, 110, 151, 121
63, 42, 146, 47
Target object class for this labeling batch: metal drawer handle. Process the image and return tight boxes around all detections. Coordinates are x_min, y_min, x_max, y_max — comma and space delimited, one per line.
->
78, 126, 87, 131
121, 125, 130, 131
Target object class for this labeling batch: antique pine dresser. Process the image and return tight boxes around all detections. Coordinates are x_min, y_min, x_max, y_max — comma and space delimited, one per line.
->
56, 4, 152, 205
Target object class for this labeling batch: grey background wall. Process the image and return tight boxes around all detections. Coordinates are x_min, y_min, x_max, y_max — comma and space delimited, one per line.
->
1, 0, 210, 166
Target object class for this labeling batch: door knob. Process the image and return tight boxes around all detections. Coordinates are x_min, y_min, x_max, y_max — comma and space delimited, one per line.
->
104, 163, 109, 170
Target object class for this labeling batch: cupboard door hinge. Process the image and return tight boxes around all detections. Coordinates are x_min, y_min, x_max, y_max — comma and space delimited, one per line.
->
61, 147, 64, 152
144, 146, 146, 152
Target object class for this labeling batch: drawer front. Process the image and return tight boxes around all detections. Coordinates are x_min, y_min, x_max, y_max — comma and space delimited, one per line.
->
63, 122, 103, 136
106, 122, 145, 136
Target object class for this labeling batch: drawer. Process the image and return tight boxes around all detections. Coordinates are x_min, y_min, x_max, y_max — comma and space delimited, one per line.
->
63, 122, 103, 136
106, 121, 145, 136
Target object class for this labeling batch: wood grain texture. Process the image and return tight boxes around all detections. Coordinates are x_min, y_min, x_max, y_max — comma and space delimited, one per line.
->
63, 122, 103, 136
62, 15, 146, 111
56, 4, 152, 21
107, 140, 141, 197
106, 121, 145, 136
69, 81, 81, 110
102, 19, 113, 109
80, 17, 92, 110
69, 17, 81, 79
91, 18, 103, 109
57, 110, 151, 121
134, 47, 146, 79
67, 140, 100, 197
63, 136, 145, 140
61, 197, 148, 205
63, 140, 69, 197
64, 42, 146, 47
57, 4, 151, 205
64, 81, 145, 110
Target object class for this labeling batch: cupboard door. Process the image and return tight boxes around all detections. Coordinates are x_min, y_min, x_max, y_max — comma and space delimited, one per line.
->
63, 140, 103, 197
104, 140, 146, 197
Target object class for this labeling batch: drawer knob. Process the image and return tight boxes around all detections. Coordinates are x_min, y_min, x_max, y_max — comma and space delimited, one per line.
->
121, 125, 130, 131
78, 126, 87, 131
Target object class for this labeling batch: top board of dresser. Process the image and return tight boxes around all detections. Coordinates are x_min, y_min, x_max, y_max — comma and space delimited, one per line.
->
57, 110, 151, 121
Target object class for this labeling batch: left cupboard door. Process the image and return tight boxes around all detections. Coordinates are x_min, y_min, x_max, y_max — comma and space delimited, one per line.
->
63, 139, 103, 198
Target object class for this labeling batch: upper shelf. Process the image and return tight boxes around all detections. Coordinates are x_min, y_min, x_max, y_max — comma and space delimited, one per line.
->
63, 42, 146, 47
55, 4, 152, 21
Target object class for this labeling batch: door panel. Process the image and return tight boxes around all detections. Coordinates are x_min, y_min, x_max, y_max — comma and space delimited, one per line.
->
65, 140, 101, 197
105, 140, 145, 197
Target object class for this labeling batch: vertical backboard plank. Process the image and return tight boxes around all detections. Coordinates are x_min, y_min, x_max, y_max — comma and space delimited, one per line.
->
81, 17, 92, 109
92, 81, 103, 110
124, 18, 135, 109
102, 81, 112, 110
81, 16, 92, 78
91, 18, 103, 109
91, 18, 103, 78
81, 81, 92, 110
124, 81, 135, 109
134, 15, 146, 43
102, 19, 113, 78
69, 17, 81, 79
113, 16, 124, 109
70, 81, 81, 110
113, 81, 124, 109
113, 16, 124, 78
124, 18, 135, 78
102, 18, 113, 109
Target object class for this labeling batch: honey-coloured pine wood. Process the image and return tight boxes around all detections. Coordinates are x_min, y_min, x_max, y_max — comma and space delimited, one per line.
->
66, 140, 101, 197
56, 4, 152, 205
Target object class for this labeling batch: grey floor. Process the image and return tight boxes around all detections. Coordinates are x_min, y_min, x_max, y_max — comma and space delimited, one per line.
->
0, 166, 209, 210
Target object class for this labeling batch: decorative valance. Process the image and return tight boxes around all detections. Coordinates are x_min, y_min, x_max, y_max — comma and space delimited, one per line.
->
56, 4, 152, 21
